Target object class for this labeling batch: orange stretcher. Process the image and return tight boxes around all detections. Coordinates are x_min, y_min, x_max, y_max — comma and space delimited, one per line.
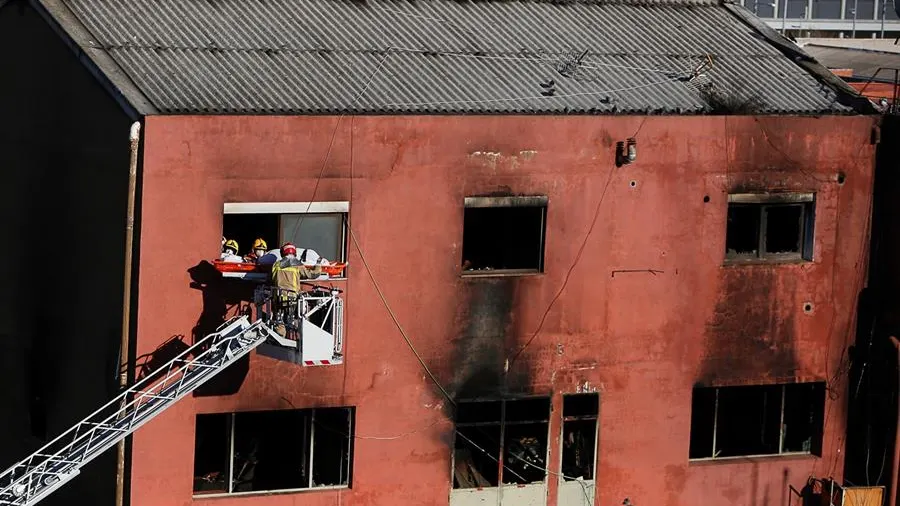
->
213, 260, 347, 278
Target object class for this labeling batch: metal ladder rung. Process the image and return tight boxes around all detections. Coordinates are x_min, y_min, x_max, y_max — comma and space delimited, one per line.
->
80, 424, 129, 432
31, 457, 78, 466
132, 394, 177, 402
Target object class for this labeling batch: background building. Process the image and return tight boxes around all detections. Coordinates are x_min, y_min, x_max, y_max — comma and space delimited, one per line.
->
737, 0, 900, 37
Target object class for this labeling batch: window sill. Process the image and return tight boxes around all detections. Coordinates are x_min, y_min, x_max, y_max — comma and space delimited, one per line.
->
452, 481, 546, 492
723, 257, 811, 267
193, 485, 348, 500
461, 269, 543, 278
689, 452, 817, 465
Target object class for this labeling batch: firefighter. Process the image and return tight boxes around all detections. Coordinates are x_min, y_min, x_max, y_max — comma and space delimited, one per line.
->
243, 238, 268, 263
279, 242, 299, 263
220, 239, 242, 263
269, 243, 330, 337
270, 243, 302, 337
271, 243, 302, 290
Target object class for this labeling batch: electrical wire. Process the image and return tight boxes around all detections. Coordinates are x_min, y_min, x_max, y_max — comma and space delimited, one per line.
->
381, 76, 685, 109
455, 430, 594, 504
753, 118, 835, 184
281, 396, 452, 441
809, 152, 874, 481
385, 45, 686, 76
348, 226, 456, 407
509, 158, 618, 367
284, 50, 393, 243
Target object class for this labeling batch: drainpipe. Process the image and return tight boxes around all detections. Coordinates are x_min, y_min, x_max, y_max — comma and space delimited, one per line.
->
115, 121, 141, 506
890, 336, 900, 506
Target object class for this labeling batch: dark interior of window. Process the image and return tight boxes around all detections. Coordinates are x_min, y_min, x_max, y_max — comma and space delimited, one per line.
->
503, 398, 550, 485
725, 204, 760, 256
764, 205, 803, 254
782, 383, 825, 453
456, 400, 503, 425
222, 212, 345, 262
454, 426, 501, 488
725, 199, 814, 261
688, 388, 716, 459
193, 413, 230, 494
563, 394, 599, 418
232, 410, 308, 492
192, 408, 353, 495
222, 214, 279, 258
453, 398, 550, 489
312, 408, 354, 487
561, 394, 599, 481
454, 400, 501, 488
689, 383, 825, 459
715, 384, 782, 458
462, 206, 545, 273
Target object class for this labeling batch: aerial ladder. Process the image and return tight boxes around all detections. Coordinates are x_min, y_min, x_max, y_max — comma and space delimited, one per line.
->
0, 280, 344, 506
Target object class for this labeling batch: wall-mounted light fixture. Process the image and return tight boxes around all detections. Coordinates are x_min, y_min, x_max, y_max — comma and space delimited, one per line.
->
615, 137, 638, 166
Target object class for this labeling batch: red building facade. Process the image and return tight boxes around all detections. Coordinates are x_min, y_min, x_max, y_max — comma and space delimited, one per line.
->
129, 114, 876, 506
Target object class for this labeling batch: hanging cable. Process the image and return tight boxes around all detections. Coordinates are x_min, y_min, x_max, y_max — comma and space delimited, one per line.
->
285, 50, 394, 242
348, 226, 456, 407
509, 162, 617, 367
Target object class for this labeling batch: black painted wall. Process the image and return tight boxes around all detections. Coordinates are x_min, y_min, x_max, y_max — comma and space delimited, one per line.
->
0, 2, 132, 505
845, 115, 900, 503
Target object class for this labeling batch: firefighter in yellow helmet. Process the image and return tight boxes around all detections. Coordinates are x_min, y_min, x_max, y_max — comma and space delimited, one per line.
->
220, 239, 242, 263
243, 238, 269, 263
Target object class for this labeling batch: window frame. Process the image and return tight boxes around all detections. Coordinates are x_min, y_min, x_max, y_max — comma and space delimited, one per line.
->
559, 393, 600, 483
688, 382, 825, 462
451, 397, 552, 488
724, 193, 815, 264
223, 201, 349, 269
461, 196, 549, 277
192, 407, 355, 498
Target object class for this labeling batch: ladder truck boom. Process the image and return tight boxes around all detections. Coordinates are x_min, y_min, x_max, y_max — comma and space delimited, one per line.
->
0, 316, 282, 506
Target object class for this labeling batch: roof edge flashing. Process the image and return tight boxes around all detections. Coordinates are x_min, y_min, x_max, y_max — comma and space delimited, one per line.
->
31, 0, 157, 117
721, 1, 877, 115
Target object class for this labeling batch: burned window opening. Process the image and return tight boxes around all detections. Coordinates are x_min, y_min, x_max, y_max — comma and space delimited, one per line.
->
461, 200, 547, 274
765, 205, 803, 254
561, 394, 599, 482
725, 194, 815, 262
192, 407, 354, 496
725, 205, 760, 256
193, 413, 230, 494
453, 398, 550, 489
312, 408, 354, 487
688, 383, 825, 460
222, 211, 347, 265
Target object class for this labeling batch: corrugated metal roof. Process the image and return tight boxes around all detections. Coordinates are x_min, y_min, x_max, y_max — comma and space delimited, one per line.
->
43, 0, 865, 114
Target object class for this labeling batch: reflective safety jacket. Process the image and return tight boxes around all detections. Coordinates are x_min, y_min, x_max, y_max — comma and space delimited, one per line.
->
271, 257, 323, 292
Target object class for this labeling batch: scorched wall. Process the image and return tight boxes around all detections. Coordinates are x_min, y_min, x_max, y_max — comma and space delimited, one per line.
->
132, 114, 876, 506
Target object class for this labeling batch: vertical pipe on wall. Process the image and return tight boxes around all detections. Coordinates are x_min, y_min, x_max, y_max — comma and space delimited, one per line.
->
781, 0, 788, 33
115, 121, 141, 506
890, 336, 900, 506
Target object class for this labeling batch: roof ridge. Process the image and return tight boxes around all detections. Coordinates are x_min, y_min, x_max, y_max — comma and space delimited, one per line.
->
97, 43, 779, 60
